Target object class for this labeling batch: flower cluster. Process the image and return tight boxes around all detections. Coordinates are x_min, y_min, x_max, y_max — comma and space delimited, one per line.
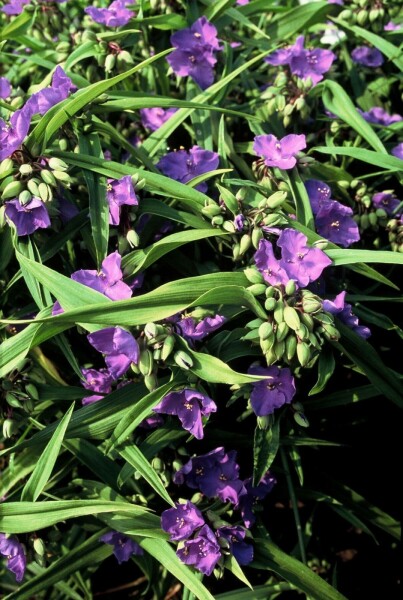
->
85, 0, 134, 27
254, 228, 332, 289
167, 17, 223, 89
305, 179, 360, 247
265, 35, 335, 86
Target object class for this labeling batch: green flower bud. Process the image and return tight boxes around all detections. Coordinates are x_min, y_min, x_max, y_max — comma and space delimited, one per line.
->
264, 297, 276, 312
265, 286, 275, 298
321, 323, 341, 342
52, 170, 72, 184
257, 415, 272, 430
151, 457, 165, 472
283, 115, 292, 128
19, 164, 33, 176
265, 346, 278, 366
3, 418, 18, 438
244, 267, 264, 285
6, 392, 23, 408
38, 182, 52, 202
239, 234, 252, 255
139, 349, 153, 376
285, 335, 297, 361
105, 53, 116, 72
33, 538, 46, 557
97, 53, 107, 67
232, 243, 241, 261
273, 302, 284, 325
368, 212, 378, 227
285, 280, 296, 296
300, 312, 315, 332
274, 340, 285, 361
266, 190, 287, 209
296, 342, 311, 367
263, 213, 286, 227
19, 190, 32, 205
0, 205, 6, 229
126, 229, 140, 248
246, 318, 264, 329
202, 203, 221, 218
259, 321, 273, 340
356, 9, 368, 25
211, 215, 224, 226
251, 227, 263, 249
375, 208, 388, 219
144, 373, 158, 391
59, 138, 69, 151
117, 50, 135, 66
161, 334, 175, 361
0, 158, 14, 176
40, 169, 57, 186
294, 412, 310, 428
48, 157, 69, 171
295, 97, 306, 111
222, 220, 236, 233
275, 94, 286, 112
295, 324, 310, 341
247, 283, 267, 296
314, 312, 334, 325
302, 296, 322, 314
276, 321, 289, 342
283, 103, 295, 117
260, 333, 275, 353
312, 239, 328, 250
174, 350, 193, 370
2, 180, 24, 199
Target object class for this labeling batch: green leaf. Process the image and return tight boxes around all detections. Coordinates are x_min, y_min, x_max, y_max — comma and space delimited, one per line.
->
78, 133, 109, 267
286, 168, 314, 230
0, 7, 36, 40
265, 1, 334, 41
253, 538, 348, 600
0, 500, 151, 534
118, 445, 174, 506
225, 555, 253, 590
214, 583, 297, 599
253, 419, 280, 486
139, 538, 215, 600
313, 146, 403, 171
322, 80, 386, 153
326, 248, 403, 266
21, 403, 74, 501
309, 348, 335, 396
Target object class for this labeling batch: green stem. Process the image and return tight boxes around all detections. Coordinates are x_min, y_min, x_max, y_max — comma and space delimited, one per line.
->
280, 447, 307, 564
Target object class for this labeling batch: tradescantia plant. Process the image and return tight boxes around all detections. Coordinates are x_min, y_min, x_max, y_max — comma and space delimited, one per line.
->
0, 0, 402, 598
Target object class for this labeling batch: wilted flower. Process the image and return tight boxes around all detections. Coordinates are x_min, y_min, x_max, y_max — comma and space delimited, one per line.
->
153, 388, 217, 439
174, 447, 246, 504
81, 368, 114, 405
167, 16, 222, 89
323, 292, 371, 339
161, 501, 205, 541
216, 525, 253, 565
351, 46, 384, 67
391, 143, 403, 160
5, 198, 51, 236
157, 145, 219, 193
87, 327, 139, 378
140, 107, 177, 131
0, 77, 11, 99
71, 251, 132, 301
248, 365, 296, 416
176, 525, 221, 575
100, 531, 143, 563
0, 534, 26, 583
107, 175, 138, 226
85, 0, 133, 27
372, 192, 401, 217
357, 107, 402, 126
253, 134, 306, 170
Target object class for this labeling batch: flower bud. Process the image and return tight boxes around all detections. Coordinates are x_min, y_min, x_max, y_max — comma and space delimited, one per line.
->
40, 169, 57, 186
3, 418, 18, 438
144, 373, 158, 391
232, 243, 241, 261
105, 53, 116, 72
295, 324, 310, 341
2, 180, 24, 199
19, 164, 33, 176
211, 215, 224, 226
117, 50, 135, 66
296, 342, 311, 366
244, 267, 264, 285
300, 312, 314, 332
202, 203, 221, 218
259, 321, 273, 340
263, 212, 286, 227
48, 157, 69, 172
161, 334, 175, 361
265, 346, 278, 366
38, 182, 52, 202
126, 229, 140, 248
368, 212, 378, 227
276, 321, 289, 342
52, 170, 72, 184
285, 280, 296, 296
33, 537, 46, 557
251, 226, 263, 249
312, 239, 328, 250
139, 349, 153, 376
257, 415, 273, 430
273, 302, 284, 324
0, 158, 14, 175
266, 190, 287, 209
294, 412, 310, 428
222, 220, 236, 233
6, 392, 23, 408
19, 190, 32, 205
27, 178, 40, 196
264, 297, 276, 311
302, 296, 322, 314
274, 340, 285, 360
151, 457, 165, 473
247, 283, 267, 296
239, 234, 251, 255
285, 334, 297, 361
174, 350, 193, 370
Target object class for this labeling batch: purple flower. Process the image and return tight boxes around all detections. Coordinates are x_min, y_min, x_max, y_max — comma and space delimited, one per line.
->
138, 414, 164, 429
81, 368, 114, 405
0, 533, 26, 583
173, 447, 246, 504
315, 201, 360, 247
85, 0, 133, 27
71, 251, 132, 301
0, 77, 11, 99
100, 531, 143, 564
216, 525, 253, 565
1, 0, 30, 15
161, 501, 205, 541
278, 228, 332, 287
357, 107, 402, 126
384, 21, 401, 31
253, 134, 306, 170
372, 192, 401, 217
254, 239, 289, 286
351, 46, 384, 67
176, 314, 225, 342
140, 107, 177, 132
153, 388, 217, 440
305, 179, 332, 212
323, 292, 371, 339
57, 195, 80, 224
176, 525, 221, 576
289, 44, 335, 86
5, 198, 51, 236
391, 143, 403, 160
87, 327, 139, 379
265, 36, 335, 86
107, 175, 138, 226
157, 145, 219, 193
167, 16, 222, 89
234, 214, 247, 231
236, 471, 277, 528
248, 365, 296, 416
0, 67, 74, 161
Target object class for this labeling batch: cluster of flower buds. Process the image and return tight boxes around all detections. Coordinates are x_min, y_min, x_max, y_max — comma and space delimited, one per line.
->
1, 156, 72, 206
262, 71, 311, 127
92, 35, 134, 72
387, 218, 403, 253
338, 0, 389, 32
244, 268, 340, 368
134, 322, 176, 390
1, 365, 40, 438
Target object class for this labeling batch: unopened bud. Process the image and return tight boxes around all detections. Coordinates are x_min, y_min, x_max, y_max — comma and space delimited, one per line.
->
48, 157, 68, 171
105, 54, 116, 72
285, 280, 296, 296
3, 418, 18, 438
19, 164, 33, 176
126, 229, 139, 248
33, 538, 46, 557
144, 373, 157, 391
161, 334, 175, 361
2, 180, 24, 199
247, 283, 267, 296
244, 267, 264, 285
40, 169, 57, 186
19, 190, 32, 205
174, 350, 193, 370
296, 342, 311, 366
251, 227, 263, 249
